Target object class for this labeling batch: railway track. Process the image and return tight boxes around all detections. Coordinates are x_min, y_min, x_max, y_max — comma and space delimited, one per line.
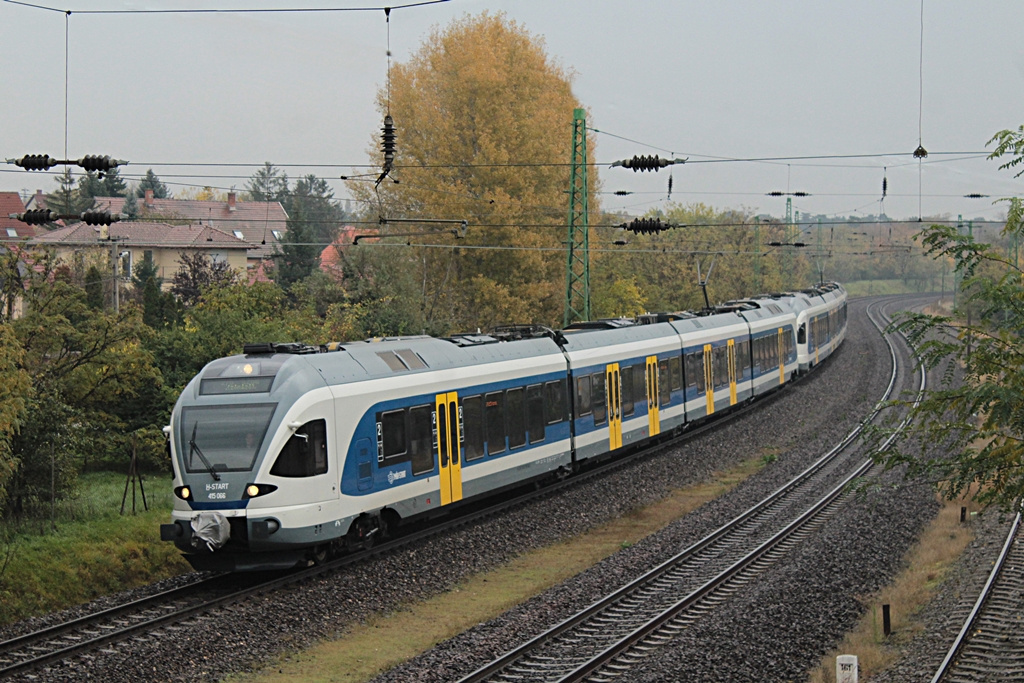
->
0, 387, 807, 681
930, 510, 1024, 683
0, 572, 296, 679
0, 398, 797, 680
0, 299, 910, 680
457, 298, 925, 683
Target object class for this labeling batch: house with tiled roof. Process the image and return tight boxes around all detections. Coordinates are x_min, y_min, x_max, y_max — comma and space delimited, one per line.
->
33, 221, 251, 289
89, 191, 287, 266
24, 189, 46, 211
318, 225, 358, 279
0, 191, 41, 242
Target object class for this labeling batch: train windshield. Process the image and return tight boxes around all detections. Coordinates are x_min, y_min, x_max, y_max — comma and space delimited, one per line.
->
179, 403, 277, 474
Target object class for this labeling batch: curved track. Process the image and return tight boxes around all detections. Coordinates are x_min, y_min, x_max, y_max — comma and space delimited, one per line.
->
931, 511, 1024, 683
0, 297, 915, 681
457, 297, 926, 683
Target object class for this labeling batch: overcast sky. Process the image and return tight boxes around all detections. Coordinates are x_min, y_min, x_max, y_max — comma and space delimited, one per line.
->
3, 0, 1023, 223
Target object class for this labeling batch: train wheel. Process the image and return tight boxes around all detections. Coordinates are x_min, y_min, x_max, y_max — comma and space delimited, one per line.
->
309, 545, 329, 565
345, 515, 378, 552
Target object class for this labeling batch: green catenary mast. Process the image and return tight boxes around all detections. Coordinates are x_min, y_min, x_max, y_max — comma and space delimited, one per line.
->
564, 108, 590, 326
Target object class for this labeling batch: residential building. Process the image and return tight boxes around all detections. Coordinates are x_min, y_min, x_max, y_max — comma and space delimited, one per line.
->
89, 191, 287, 267
0, 191, 42, 242
33, 221, 250, 288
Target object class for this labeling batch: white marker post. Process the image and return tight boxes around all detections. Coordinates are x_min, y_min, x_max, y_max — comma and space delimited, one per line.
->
836, 654, 858, 683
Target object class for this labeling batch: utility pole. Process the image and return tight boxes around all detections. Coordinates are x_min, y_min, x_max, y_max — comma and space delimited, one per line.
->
815, 217, 824, 284
564, 108, 589, 326
99, 230, 127, 313
753, 216, 761, 292
783, 198, 794, 289
953, 215, 963, 311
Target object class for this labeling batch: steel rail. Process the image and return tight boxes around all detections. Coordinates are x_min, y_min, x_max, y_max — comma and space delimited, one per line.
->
457, 298, 918, 683
1, 297, 904, 679
557, 298, 928, 683
460, 296, 925, 683
929, 510, 1022, 683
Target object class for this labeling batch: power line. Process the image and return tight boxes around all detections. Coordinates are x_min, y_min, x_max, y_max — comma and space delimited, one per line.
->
3, 0, 450, 14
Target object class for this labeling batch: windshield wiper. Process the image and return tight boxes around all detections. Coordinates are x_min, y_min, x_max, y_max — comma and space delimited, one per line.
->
189, 422, 221, 481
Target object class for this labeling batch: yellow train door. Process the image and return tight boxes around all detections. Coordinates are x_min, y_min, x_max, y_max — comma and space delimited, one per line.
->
645, 356, 661, 436
435, 392, 463, 506
703, 344, 715, 415
606, 364, 622, 450
727, 338, 737, 405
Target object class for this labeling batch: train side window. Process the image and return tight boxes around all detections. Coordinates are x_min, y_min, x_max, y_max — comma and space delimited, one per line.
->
485, 391, 506, 455
659, 360, 671, 405
669, 356, 682, 392
577, 375, 592, 417
545, 379, 567, 424
591, 372, 607, 425
527, 384, 545, 444
685, 352, 698, 390
694, 351, 705, 392
621, 365, 635, 417
379, 409, 406, 461
408, 405, 435, 475
462, 395, 485, 461
270, 418, 328, 477
507, 387, 526, 449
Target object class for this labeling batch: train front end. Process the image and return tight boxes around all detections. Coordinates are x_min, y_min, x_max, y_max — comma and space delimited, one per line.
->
160, 345, 344, 571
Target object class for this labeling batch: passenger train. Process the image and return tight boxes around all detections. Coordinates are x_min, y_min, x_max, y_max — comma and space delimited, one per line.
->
161, 282, 847, 571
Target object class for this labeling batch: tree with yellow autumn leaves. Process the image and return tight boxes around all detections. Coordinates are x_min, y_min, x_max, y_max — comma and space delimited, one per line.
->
350, 12, 597, 332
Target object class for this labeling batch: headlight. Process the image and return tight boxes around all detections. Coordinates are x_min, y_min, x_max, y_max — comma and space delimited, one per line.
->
243, 483, 278, 499
175, 486, 192, 501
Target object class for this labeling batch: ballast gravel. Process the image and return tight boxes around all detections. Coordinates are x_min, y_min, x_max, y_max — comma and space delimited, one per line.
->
6, 295, 987, 683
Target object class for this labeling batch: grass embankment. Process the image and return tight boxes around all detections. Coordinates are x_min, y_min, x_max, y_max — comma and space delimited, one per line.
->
233, 456, 768, 683
0, 471, 191, 626
807, 493, 983, 682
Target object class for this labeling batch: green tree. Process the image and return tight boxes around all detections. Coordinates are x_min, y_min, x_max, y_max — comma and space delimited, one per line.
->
350, 12, 592, 332
45, 169, 92, 216
150, 280, 306, 390
122, 191, 139, 219
0, 323, 30, 519
77, 171, 106, 203
136, 169, 170, 199
84, 265, 105, 310
289, 174, 343, 246
0, 248, 27, 322
247, 162, 289, 204
874, 125, 1024, 511
327, 243, 424, 337
132, 255, 179, 328
170, 251, 237, 308
76, 168, 127, 202
6, 254, 164, 514
273, 175, 342, 288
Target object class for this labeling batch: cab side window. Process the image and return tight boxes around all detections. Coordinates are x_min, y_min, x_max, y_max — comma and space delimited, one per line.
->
270, 419, 328, 477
